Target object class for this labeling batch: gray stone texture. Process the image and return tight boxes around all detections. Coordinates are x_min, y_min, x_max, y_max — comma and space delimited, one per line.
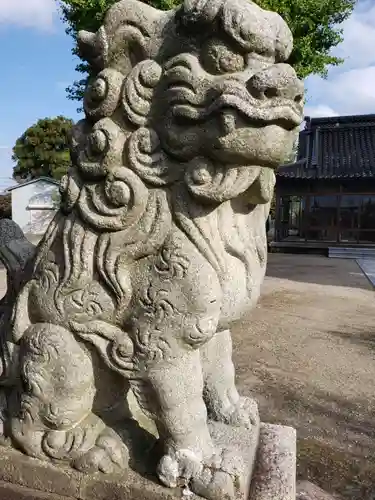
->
0, 0, 303, 499
250, 424, 296, 500
0, 482, 73, 500
0, 423, 296, 500
0, 219, 25, 245
0, 219, 36, 302
297, 481, 342, 500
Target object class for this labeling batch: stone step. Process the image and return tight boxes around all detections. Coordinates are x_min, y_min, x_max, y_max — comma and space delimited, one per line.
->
250, 423, 296, 500
328, 247, 375, 259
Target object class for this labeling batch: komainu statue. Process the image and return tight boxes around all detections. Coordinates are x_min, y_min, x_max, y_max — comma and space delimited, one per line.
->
0, 0, 303, 498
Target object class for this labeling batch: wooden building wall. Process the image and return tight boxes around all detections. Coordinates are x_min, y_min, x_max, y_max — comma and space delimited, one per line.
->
275, 178, 375, 244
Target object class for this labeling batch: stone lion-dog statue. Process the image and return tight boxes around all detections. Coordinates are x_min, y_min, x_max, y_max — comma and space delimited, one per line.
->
0, 0, 303, 498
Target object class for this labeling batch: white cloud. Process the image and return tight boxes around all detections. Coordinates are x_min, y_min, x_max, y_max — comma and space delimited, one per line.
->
0, 0, 57, 30
329, 66, 375, 114
306, 65, 375, 117
332, 1, 375, 70
304, 105, 339, 119
305, 1, 375, 118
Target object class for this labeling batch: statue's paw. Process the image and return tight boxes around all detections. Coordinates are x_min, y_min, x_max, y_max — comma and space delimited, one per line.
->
227, 396, 259, 429
211, 396, 259, 429
190, 448, 246, 500
73, 430, 129, 474
157, 449, 203, 488
157, 447, 246, 500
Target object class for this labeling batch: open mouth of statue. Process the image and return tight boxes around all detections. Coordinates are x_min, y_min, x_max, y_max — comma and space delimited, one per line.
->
219, 105, 301, 136
217, 92, 303, 131
172, 92, 303, 135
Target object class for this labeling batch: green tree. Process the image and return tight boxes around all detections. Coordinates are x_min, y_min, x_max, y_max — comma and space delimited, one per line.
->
0, 194, 11, 220
12, 116, 73, 182
255, 0, 355, 79
59, 0, 355, 105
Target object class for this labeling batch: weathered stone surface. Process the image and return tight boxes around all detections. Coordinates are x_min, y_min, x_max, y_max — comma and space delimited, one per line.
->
297, 481, 342, 500
0, 219, 36, 299
250, 424, 296, 500
0, 0, 303, 499
0, 420, 259, 500
0, 481, 73, 500
0, 422, 300, 500
0, 219, 25, 245
0, 447, 80, 498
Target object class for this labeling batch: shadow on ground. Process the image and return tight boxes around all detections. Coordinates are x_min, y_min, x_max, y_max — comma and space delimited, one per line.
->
238, 368, 375, 500
266, 254, 371, 291
232, 255, 375, 500
329, 326, 375, 353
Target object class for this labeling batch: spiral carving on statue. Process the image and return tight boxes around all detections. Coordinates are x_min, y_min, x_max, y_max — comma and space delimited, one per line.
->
84, 68, 124, 122
127, 127, 182, 186
122, 60, 162, 127
75, 118, 127, 180
77, 165, 149, 232
185, 159, 261, 203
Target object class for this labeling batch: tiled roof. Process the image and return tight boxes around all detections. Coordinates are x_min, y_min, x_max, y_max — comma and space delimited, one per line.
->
277, 114, 375, 179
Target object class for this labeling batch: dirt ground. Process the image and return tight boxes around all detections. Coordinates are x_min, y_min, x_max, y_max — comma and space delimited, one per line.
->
232, 254, 375, 500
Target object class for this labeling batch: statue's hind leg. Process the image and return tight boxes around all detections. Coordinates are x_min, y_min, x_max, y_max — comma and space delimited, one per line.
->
10, 322, 129, 474
200, 329, 259, 429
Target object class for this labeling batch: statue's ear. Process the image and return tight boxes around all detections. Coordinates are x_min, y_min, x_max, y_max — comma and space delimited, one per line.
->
78, 0, 165, 75
78, 27, 108, 72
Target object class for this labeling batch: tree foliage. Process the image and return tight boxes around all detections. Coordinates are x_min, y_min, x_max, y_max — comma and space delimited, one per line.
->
59, 0, 355, 105
12, 116, 73, 182
0, 195, 11, 220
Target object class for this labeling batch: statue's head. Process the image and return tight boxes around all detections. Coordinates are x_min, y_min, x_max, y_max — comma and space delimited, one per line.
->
68, 0, 303, 214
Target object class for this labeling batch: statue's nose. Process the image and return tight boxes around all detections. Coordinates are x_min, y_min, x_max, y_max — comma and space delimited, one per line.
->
247, 63, 304, 104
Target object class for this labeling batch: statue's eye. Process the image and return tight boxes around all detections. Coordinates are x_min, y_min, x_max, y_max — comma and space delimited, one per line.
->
201, 39, 245, 75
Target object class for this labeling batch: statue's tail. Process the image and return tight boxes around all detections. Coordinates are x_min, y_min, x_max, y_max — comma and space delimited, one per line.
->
0, 219, 36, 309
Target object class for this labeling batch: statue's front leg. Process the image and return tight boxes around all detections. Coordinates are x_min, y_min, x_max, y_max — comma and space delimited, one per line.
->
148, 349, 215, 488
201, 329, 259, 429
149, 346, 256, 500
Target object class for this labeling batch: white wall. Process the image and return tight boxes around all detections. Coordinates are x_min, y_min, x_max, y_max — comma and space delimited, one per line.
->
11, 180, 60, 235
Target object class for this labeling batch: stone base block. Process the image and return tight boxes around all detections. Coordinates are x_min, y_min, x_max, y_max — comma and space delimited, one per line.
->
250, 423, 297, 500
0, 422, 297, 500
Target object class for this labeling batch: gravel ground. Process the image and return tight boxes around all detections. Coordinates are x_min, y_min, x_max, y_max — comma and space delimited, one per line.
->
232, 254, 375, 500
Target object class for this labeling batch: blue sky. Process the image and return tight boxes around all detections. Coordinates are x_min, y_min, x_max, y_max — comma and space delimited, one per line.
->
1, 0, 375, 191
0, 0, 82, 191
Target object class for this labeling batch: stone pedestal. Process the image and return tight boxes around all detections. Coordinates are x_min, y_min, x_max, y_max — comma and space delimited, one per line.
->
0, 423, 296, 500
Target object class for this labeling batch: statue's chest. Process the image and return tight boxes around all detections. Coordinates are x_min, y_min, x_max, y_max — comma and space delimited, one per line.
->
187, 204, 267, 327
